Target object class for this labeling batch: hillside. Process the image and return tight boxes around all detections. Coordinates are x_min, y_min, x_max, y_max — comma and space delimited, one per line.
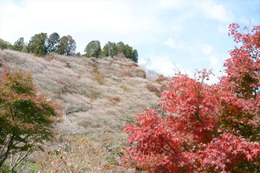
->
0, 49, 166, 172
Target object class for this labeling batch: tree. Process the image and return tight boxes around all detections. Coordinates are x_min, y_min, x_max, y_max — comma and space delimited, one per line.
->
0, 39, 12, 50
47, 32, 60, 53
75, 52, 81, 57
57, 35, 76, 56
84, 40, 101, 58
116, 42, 138, 62
101, 41, 117, 58
123, 44, 138, 62
12, 37, 24, 51
21, 45, 29, 53
0, 69, 61, 169
116, 41, 125, 53
121, 23, 260, 172
27, 33, 48, 56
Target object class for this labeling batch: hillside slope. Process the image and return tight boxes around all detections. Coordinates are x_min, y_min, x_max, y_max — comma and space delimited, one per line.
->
0, 49, 163, 138
0, 50, 167, 171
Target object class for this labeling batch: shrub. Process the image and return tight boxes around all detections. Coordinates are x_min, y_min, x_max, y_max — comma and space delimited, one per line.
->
93, 72, 105, 85
122, 71, 133, 78
146, 85, 159, 93
0, 69, 62, 170
146, 85, 161, 97
0, 164, 18, 173
124, 63, 138, 68
154, 75, 168, 84
45, 55, 55, 61
92, 65, 105, 85
136, 69, 146, 79
108, 96, 121, 103
160, 84, 169, 92
36, 135, 122, 172
120, 85, 128, 92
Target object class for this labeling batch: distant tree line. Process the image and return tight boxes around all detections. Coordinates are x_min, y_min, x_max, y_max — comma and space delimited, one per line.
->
0, 33, 77, 56
0, 34, 138, 62
84, 40, 138, 62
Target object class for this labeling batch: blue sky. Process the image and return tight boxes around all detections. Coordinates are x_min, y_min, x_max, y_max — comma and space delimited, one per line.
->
0, 0, 259, 82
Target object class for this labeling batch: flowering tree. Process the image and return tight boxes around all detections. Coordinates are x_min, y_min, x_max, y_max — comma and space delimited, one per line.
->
122, 23, 260, 172
0, 69, 62, 169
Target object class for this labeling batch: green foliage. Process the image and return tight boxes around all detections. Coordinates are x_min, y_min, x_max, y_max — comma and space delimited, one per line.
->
101, 41, 117, 58
21, 46, 29, 53
101, 41, 138, 62
120, 85, 128, 92
57, 35, 76, 56
0, 39, 12, 50
84, 40, 101, 58
27, 33, 48, 56
0, 69, 61, 168
12, 37, 24, 52
116, 41, 125, 53
123, 44, 138, 63
75, 52, 81, 57
92, 66, 105, 85
0, 164, 18, 173
47, 32, 60, 53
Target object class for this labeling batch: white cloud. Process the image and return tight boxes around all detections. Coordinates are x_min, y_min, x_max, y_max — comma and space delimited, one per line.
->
164, 38, 176, 49
1, 0, 257, 79
218, 24, 229, 34
200, 1, 234, 22
145, 55, 193, 77
210, 57, 220, 68
159, 0, 183, 9
202, 45, 213, 55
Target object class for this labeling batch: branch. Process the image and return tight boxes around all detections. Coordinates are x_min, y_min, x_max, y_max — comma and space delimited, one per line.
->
159, 135, 178, 154
159, 145, 175, 156
194, 77, 214, 142
0, 133, 15, 167
11, 149, 32, 171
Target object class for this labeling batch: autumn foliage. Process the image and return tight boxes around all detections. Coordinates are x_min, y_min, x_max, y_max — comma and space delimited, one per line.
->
122, 23, 260, 172
0, 69, 61, 169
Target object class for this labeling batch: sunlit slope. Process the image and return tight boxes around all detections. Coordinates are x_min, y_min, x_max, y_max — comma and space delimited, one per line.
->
0, 49, 164, 140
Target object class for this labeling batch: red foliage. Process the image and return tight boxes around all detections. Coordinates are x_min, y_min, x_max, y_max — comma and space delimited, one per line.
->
121, 24, 260, 172
122, 71, 133, 77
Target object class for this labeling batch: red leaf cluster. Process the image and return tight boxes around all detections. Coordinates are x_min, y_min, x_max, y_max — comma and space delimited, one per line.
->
121, 23, 260, 172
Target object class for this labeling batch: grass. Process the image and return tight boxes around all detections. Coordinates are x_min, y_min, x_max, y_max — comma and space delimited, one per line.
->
92, 65, 105, 85
0, 164, 19, 173
93, 72, 105, 85
120, 85, 128, 92
35, 134, 124, 172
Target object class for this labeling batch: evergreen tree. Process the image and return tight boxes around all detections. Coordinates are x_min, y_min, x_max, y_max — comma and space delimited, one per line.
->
57, 35, 76, 56
27, 33, 48, 56
84, 40, 101, 58
101, 41, 117, 58
47, 32, 60, 53
12, 37, 24, 51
